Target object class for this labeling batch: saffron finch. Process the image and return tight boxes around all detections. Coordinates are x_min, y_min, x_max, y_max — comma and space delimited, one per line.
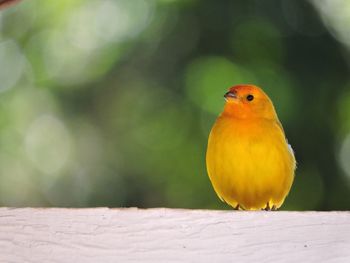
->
206, 84, 296, 210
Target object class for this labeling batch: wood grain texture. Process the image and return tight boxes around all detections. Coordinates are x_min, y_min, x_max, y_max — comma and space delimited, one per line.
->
0, 208, 349, 262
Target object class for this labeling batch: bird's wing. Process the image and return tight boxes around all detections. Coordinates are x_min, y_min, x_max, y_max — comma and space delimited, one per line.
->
274, 120, 297, 172
287, 143, 295, 156
275, 119, 285, 134
275, 120, 295, 158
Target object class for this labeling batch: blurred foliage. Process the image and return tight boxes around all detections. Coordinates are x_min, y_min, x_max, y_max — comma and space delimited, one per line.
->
0, 0, 349, 210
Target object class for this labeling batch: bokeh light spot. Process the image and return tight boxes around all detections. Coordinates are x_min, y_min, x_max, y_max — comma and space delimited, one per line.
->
0, 155, 40, 206
26, 0, 154, 86
67, 0, 153, 50
25, 114, 72, 175
312, 0, 350, 49
0, 39, 25, 92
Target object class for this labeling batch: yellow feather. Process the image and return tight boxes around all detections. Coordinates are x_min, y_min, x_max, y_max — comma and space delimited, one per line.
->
206, 85, 296, 210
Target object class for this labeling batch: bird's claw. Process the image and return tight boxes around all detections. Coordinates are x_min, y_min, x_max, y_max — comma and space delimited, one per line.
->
263, 202, 277, 211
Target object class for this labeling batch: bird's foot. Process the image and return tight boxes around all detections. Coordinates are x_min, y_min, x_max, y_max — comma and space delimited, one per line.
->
264, 202, 270, 211
263, 202, 277, 211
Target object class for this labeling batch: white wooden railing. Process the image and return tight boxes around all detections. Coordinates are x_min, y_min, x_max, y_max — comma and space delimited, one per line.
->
0, 208, 349, 262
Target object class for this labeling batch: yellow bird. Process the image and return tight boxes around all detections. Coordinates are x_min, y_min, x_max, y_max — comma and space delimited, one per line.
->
206, 84, 296, 210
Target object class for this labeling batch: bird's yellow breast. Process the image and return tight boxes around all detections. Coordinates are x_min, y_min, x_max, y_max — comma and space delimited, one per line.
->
206, 115, 295, 210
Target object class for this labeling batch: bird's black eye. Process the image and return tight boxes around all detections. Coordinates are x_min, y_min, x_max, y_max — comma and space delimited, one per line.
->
246, 94, 254, 101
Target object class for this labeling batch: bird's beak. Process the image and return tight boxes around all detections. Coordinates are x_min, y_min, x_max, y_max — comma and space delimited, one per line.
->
224, 91, 237, 102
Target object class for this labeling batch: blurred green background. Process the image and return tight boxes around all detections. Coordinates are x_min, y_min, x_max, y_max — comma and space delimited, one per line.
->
0, 0, 349, 210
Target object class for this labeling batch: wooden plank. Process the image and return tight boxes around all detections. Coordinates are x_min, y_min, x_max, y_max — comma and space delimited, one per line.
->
0, 208, 349, 262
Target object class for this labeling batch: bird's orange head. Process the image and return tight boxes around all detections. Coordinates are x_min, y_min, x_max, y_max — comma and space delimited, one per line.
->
223, 84, 277, 119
